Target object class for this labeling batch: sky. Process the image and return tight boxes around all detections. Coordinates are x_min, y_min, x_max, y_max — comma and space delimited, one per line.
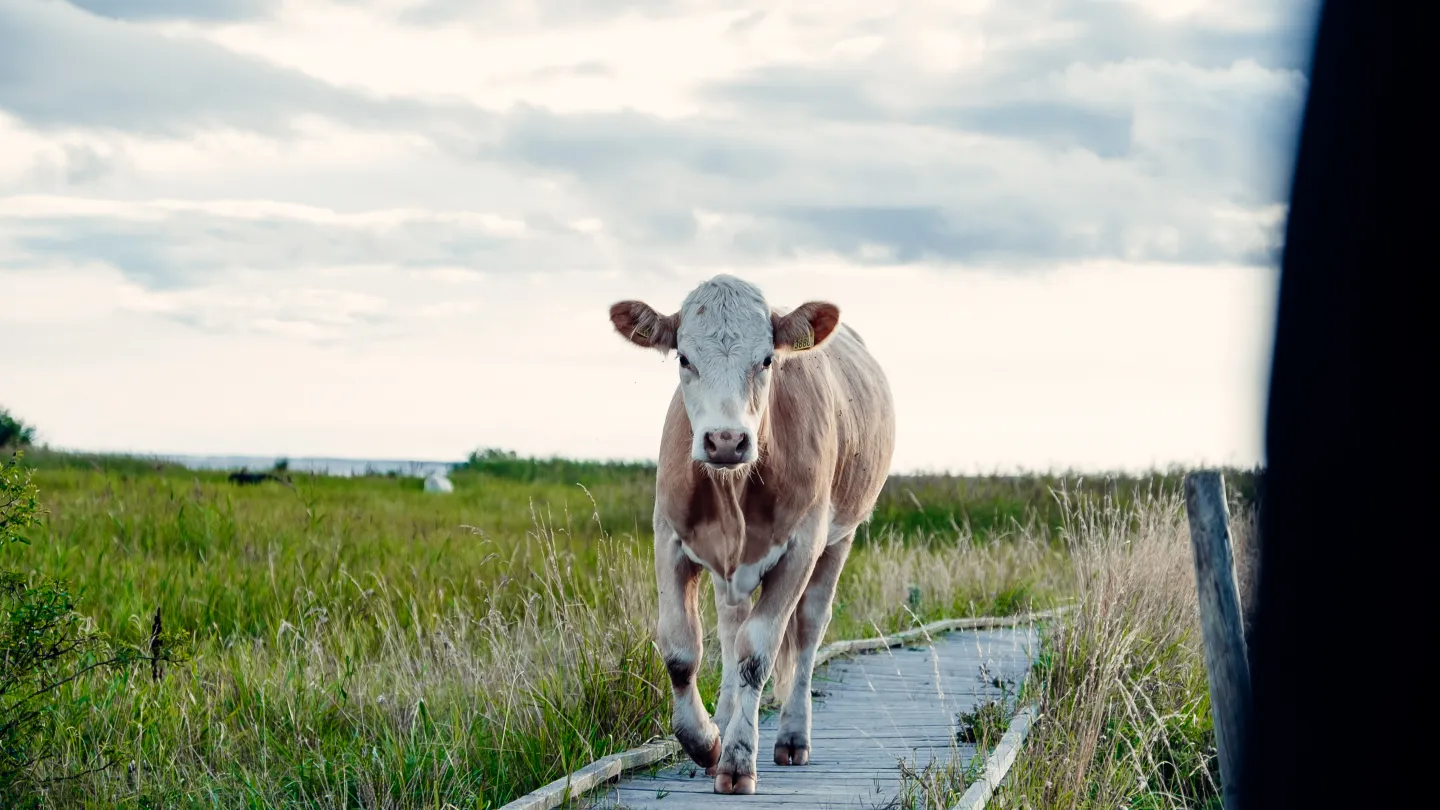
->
0, 0, 1319, 474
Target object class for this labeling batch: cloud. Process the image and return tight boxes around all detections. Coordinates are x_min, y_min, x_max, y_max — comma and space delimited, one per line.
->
486, 71, 1294, 268
0, 0, 1313, 300
0, 0, 479, 136
64, 0, 277, 21
0, 196, 608, 292
398, 0, 728, 28
0, 0, 1310, 469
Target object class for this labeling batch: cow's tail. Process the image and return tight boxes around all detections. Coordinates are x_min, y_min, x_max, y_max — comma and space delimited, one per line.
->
771, 613, 801, 703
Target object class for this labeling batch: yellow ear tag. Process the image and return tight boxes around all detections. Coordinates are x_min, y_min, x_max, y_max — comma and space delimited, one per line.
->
634, 325, 652, 340
791, 328, 815, 351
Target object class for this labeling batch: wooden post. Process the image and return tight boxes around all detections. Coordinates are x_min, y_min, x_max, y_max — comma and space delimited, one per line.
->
1184, 471, 1251, 810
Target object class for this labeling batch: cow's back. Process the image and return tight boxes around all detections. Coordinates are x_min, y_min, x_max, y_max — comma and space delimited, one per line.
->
815, 323, 894, 529
761, 320, 893, 529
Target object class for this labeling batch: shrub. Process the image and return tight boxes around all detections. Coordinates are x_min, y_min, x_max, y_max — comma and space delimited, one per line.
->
1, 453, 188, 805
0, 408, 35, 449
0, 453, 39, 545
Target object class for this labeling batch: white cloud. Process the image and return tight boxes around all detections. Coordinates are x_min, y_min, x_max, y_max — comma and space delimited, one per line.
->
0, 194, 529, 234
0, 0, 1317, 470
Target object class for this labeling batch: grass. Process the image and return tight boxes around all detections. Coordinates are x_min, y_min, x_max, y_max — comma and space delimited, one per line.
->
2, 449, 1254, 808
997, 489, 1257, 810
897, 484, 1255, 810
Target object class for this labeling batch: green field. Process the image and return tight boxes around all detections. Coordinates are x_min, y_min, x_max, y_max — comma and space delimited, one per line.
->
2, 448, 1258, 809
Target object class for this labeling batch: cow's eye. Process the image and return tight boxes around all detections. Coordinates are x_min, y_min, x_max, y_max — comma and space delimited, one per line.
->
763, 355, 773, 369
678, 354, 690, 368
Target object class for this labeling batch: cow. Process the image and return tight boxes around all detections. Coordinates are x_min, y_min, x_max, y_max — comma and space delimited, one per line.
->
609, 274, 896, 795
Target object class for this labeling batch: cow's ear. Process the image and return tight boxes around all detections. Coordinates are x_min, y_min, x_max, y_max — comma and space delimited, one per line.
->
773, 301, 840, 353
610, 300, 679, 351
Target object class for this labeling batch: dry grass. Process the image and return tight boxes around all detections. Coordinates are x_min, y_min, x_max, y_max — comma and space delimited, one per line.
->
830, 524, 1069, 639
896, 486, 1256, 810
1002, 489, 1253, 810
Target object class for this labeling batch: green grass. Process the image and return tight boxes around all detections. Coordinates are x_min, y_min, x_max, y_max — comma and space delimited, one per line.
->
1, 449, 1251, 808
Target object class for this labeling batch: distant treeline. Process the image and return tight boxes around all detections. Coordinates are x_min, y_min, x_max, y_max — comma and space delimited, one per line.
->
456, 448, 658, 487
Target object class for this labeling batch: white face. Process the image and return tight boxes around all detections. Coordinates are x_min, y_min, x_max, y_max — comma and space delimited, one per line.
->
673, 277, 776, 469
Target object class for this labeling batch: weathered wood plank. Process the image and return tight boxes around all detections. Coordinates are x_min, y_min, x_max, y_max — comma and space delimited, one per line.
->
947, 704, 1036, 810
582, 625, 1038, 809
1184, 471, 1252, 810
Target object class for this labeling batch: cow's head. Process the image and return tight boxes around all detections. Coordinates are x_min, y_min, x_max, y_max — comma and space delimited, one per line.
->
610, 275, 840, 471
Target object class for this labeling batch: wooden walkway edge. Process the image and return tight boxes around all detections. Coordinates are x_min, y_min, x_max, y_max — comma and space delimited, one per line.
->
947, 704, 1037, 810
499, 608, 1069, 810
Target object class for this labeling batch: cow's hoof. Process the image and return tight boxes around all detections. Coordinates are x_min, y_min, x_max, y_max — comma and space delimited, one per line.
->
714, 773, 757, 794
774, 744, 810, 766
690, 738, 721, 770
679, 730, 721, 770
704, 743, 721, 777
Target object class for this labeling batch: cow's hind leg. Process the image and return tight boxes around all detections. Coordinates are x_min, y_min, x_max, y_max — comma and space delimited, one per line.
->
714, 511, 826, 794
655, 526, 720, 769
774, 531, 853, 766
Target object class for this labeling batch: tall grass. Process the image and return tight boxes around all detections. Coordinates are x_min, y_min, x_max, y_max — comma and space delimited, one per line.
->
867, 468, 1260, 545
894, 485, 1256, 810
994, 487, 1256, 810
5, 452, 1078, 808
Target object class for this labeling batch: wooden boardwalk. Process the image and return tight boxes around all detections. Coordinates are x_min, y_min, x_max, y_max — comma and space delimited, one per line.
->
582, 626, 1039, 810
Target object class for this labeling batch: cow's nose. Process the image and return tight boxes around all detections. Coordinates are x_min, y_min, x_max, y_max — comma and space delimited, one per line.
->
703, 430, 750, 465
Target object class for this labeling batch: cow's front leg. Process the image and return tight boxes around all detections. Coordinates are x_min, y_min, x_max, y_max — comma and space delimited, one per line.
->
775, 530, 853, 766
655, 527, 719, 769
709, 570, 752, 775
714, 513, 826, 795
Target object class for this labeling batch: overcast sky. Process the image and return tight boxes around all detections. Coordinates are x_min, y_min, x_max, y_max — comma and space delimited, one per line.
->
0, 0, 1318, 473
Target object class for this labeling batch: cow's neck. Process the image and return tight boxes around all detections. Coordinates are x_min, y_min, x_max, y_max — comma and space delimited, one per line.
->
681, 457, 778, 578
670, 386, 817, 585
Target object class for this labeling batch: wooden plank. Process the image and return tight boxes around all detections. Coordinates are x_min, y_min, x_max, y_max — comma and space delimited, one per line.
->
1184, 471, 1252, 810
947, 704, 1036, 810
806, 609, 1060, 671
508, 616, 1051, 810
500, 740, 682, 810
585, 626, 1038, 809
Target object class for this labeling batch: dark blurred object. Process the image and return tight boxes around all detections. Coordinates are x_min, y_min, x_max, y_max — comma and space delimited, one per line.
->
227, 469, 278, 485
1245, 2, 1423, 809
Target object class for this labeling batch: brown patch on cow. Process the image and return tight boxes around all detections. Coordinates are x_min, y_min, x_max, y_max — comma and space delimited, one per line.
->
772, 301, 841, 353
740, 473, 779, 564
610, 300, 679, 351
687, 476, 720, 529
